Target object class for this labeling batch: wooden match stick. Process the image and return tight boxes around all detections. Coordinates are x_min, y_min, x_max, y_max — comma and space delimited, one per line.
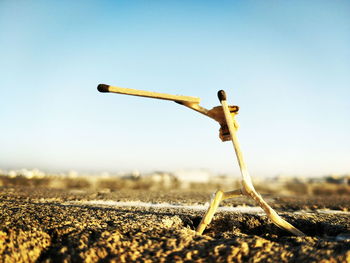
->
98, 84, 200, 104
218, 90, 305, 236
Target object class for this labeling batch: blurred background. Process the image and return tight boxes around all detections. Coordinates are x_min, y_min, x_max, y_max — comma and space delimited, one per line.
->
1, 0, 349, 179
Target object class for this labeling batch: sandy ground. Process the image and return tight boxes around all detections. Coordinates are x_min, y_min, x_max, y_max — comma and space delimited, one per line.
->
1, 186, 350, 262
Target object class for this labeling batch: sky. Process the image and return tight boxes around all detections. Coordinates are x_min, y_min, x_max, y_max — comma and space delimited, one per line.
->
0, 1, 349, 177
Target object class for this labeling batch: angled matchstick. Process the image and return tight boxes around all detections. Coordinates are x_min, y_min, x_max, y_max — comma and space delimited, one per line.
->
97, 84, 201, 104
97, 84, 239, 141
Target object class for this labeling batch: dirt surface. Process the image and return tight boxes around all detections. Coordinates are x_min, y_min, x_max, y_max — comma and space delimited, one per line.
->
1, 186, 350, 262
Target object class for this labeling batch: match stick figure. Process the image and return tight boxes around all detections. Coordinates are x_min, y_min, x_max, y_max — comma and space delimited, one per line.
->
97, 84, 305, 236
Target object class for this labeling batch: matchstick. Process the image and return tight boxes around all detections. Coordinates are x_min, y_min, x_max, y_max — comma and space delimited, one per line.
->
218, 90, 305, 236
98, 84, 200, 104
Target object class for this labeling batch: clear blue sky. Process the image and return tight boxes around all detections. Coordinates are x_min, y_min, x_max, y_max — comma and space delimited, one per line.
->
0, 1, 349, 176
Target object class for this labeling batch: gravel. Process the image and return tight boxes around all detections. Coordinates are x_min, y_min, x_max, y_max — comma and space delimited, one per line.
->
0, 186, 349, 262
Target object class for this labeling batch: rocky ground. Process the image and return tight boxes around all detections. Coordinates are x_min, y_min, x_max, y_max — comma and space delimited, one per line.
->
0, 186, 349, 262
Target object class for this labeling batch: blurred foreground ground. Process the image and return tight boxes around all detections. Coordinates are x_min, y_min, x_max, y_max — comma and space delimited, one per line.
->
0, 174, 350, 262
0, 172, 350, 262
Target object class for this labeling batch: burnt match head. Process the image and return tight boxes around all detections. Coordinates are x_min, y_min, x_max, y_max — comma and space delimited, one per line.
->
97, 84, 110, 93
217, 90, 227, 102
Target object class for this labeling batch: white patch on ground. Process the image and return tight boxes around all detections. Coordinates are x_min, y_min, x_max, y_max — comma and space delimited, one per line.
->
64, 200, 350, 216
314, 209, 350, 214
65, 200, 265, 214
295, 209, 350, 215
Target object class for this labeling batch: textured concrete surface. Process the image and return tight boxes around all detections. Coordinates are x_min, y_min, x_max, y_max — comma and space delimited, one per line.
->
0, 187, 349, 262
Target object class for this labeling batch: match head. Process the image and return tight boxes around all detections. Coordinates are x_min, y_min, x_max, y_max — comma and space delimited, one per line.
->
97, 84, 110, 93
217, 90, 227, 102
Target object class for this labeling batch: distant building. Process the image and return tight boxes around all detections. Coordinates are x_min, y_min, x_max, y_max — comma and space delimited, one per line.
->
144, 171, 178, 189
173, 169, 212, 183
